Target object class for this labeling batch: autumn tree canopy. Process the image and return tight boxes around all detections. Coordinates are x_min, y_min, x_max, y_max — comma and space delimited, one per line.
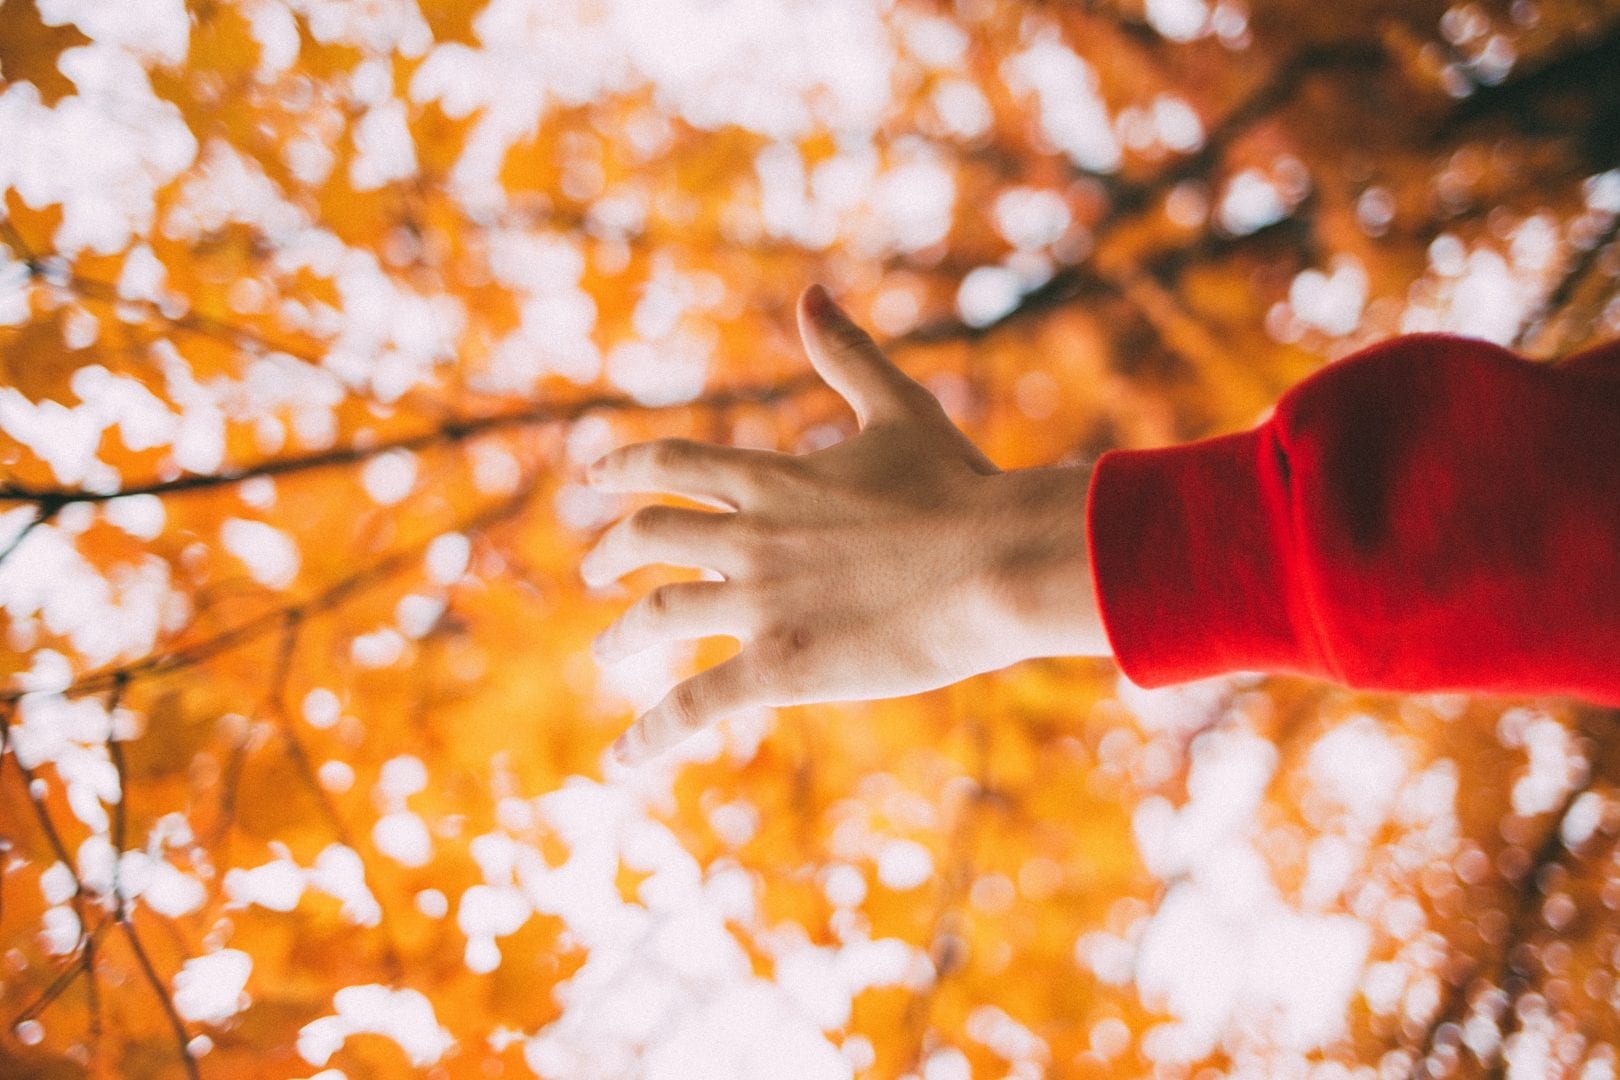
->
1, 0, 1619, 1076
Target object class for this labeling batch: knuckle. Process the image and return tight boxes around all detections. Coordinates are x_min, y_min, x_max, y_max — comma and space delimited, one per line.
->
751, 626, 811, 699
668, 682, 704, 732
769, 453, 814, 487
629, 504, 673, 538
649, 439, 691, 472
755, 625, 810, 671
901, 382, 946, 417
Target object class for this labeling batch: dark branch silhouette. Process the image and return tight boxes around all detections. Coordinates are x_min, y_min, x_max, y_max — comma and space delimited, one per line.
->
0, 374, 822, 506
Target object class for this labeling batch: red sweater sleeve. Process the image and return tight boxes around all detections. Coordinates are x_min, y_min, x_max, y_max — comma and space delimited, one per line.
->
1086, 333, 1620, 706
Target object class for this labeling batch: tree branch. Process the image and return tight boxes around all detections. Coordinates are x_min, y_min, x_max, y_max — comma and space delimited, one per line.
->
0, 372, 821, 506
115, 915, 198, 1080
888, 46, 1382, 353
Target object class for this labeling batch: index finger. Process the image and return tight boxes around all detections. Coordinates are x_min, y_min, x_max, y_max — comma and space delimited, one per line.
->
587, 438, 791, 509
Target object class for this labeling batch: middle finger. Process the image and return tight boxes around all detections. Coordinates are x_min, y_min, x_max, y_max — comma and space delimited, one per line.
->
581, 505, 744, 588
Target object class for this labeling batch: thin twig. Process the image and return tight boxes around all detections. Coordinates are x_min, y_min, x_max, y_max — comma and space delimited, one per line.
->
115, 916, 199, 1080
1513, 212, 1620, 352
0, 705, 103, 1045
9, 921, 109, 1028
0, 505, 54, 568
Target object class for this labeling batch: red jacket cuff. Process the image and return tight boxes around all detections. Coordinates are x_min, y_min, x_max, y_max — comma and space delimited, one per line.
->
1086, 427, 1320, 687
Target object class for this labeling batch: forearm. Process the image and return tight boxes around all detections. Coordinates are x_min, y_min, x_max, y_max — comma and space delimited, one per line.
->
980, 462, 1110, 663
1086, 333, 1620, 704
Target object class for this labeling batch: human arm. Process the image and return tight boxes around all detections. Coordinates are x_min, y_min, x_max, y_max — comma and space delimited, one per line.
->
585, 283, 1620, 767
1088, 333, 1620, 705
583, 284, 1109, 766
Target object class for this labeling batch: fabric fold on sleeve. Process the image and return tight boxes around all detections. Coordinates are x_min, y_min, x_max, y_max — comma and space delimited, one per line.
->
1086, 427, 1322, 688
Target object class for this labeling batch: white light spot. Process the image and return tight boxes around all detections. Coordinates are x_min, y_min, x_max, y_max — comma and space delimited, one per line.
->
923, 1047, 971, 1080
1561, 791, 1605, 849
40, 862, 76, 905
350, 627, 406, 668
1289, 256, 1369, 336
349, 100, 417, 191
373, 811, 433, 868
104, 494, 165, 540
303, 688, 341, 729
1145, 0, 1210, 41
993, 187, 1071, 250
309, 844, 382, 927
41, 904, 80, 954
172, 949, 252, 1024
955, 265, 1022, 327
823, 864, 867, 909
1152, 94, 1204, 152
297, 985, 454, 1068
876, 839, 933, 890
221, 518, 300, 589
932, 79, 992, 140
426, 533, 470, 585
1001, 37, 1120, 173
1306, 716, 1407, 831
1090, 1016, 1131, 1059
605, 335, 710, 407
361, 450, 417, 505
142, 861, 207, 917
1500, 708, 1579, 816
224, 856, 306, 912
396, 593, 445, 638
379, 755, 428, 798
318, 760, 355, 793
1218, 169, 1287, 235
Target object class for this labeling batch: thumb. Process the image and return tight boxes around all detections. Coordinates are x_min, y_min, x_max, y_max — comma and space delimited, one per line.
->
797, 284, 938, 429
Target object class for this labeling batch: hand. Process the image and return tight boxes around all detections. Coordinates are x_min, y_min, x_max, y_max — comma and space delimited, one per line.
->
583, 283, 1107, 766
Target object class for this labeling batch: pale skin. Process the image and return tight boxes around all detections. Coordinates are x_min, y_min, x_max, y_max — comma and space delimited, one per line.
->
583, 283, 1112, 767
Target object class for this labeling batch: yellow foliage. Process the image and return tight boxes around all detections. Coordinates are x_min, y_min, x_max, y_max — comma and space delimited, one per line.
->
0, 1, 1618, 1078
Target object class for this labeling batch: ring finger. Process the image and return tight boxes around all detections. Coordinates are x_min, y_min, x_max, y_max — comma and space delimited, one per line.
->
593, 581, 749, 662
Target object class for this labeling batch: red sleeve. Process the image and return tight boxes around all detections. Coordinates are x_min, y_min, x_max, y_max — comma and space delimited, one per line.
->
1086, 333, 1620, 706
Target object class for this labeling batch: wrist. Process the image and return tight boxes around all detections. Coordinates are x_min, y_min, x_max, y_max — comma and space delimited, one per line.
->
979, 462, 1110, 663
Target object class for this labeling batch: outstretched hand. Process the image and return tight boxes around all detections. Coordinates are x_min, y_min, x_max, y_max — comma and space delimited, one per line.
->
583, 283, 1104, 766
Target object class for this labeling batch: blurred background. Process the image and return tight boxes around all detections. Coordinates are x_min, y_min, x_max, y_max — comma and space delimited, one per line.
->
1, 0, 1619, 1076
